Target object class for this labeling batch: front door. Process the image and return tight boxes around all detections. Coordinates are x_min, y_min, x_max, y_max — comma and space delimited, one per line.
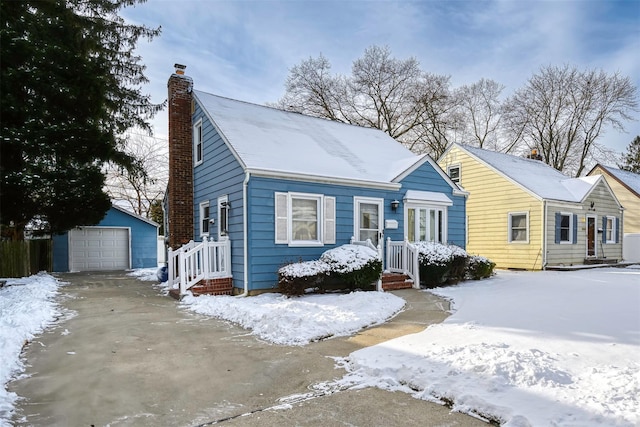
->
354, 197, 383, 247
586, 215, 596, 257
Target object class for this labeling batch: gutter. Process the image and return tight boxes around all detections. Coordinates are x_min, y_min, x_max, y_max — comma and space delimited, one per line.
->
236, 171, 251, 297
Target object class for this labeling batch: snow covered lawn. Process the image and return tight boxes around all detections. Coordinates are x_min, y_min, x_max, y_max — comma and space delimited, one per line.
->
0, 273, 64, 425
335, 267, 640, 426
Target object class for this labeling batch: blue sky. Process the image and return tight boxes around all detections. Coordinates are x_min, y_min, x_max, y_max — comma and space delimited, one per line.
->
122, 0, 640, 154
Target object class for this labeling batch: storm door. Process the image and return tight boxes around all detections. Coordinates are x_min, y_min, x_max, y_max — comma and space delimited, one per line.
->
354, 197, 383, 247
586, 215, 597, 257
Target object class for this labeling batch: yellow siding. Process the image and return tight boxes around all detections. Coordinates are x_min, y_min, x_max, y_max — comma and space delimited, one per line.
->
589, 166, 640, 234
439, 148, 544, 270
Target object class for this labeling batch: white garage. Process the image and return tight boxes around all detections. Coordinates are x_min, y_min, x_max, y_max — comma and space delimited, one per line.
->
69, 227, 130, 271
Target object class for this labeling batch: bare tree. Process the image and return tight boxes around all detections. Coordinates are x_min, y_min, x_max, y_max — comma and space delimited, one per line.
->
455, 78, 505, 150
104, 132, 168, 218
273, 54, 350, 122
503, 65, 638, 176
410, 73, 461, 157
274, 46, 458, 158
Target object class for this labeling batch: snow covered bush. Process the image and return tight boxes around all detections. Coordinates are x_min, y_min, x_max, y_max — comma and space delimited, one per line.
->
415, 242, 468, 287
466, 255, 496, 280
320, 244, 382, 291
278, 245, 382, 296
278, 260, 330, 296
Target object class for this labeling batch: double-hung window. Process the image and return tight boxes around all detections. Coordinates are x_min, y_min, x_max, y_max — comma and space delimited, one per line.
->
447, 165, 461, 184
603, 216, 618, 244
508, 212, 528, 243
218, 195, 229, 238
194, 119, 203, 166
199, 201, 210, 237
555, 212, 577, 244
275, 192, 335, 246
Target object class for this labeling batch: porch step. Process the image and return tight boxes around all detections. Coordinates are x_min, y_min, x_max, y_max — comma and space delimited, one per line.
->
168, 277, 234, 300
583, 258, 618, 265
382, 273, 413, 291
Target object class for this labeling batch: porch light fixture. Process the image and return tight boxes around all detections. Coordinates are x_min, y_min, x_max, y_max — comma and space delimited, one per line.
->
390, 200, 400, 211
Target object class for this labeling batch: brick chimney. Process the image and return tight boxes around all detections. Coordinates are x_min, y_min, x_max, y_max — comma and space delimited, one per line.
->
167, 64, 194, 248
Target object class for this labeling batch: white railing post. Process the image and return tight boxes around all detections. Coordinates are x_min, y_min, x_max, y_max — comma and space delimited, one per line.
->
385, 237, 391, 272
224, 239, 231, 275
202, 236, 210, 280
168, 247, 175, 286
179, 245, 187, 295
403, 238, 409, 275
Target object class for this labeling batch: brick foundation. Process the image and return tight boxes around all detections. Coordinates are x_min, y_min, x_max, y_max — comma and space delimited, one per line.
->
190, 277, 234, 296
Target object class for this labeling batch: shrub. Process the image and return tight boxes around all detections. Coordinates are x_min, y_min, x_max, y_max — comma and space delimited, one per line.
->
466, 255, 496, 280
320, 244, 382, 290
278, 260, 330, 296
414, 242, 468, 288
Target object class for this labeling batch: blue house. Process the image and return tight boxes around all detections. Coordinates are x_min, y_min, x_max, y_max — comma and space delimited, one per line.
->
165, 65, 466, 295
53, 205, 159, 272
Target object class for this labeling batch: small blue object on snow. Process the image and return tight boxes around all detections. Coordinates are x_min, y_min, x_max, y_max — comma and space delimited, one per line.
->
157, 266, 168, 283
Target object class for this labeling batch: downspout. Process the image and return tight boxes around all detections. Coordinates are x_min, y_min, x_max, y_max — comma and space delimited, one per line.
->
542, 200, 548, 270
236, 171, 251, 297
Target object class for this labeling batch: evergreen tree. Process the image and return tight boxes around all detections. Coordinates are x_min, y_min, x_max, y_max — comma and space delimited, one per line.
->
1, 0, 163, 240
619, 136, 640, 173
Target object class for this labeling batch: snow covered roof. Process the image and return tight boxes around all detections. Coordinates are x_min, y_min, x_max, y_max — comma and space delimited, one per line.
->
194, 90, 423, 186
457, 144, 602, 202
403, 190, 453, 206
594, 165, 640, 197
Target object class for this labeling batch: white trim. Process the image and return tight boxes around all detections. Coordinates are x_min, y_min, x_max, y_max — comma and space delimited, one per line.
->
289, 192, 324, 247
586, 214, 598, 257
199, 201, 210, 237
558, 212, 573, 244
354, 196, 384, 247
605, 216, 617, 244
403, 190, 453, 206
217, 195, 229, 240
404, 204, 448, 244
447, 163, 461, 184
393, 154, 461, 193
193, 118, 203, 167
508, 211, 529, 244
248, 168, 401, 190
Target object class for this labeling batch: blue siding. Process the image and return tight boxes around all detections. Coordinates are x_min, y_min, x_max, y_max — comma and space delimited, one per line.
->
246, 171, 464, 291
192, 101, 246, 290
52, 233, 69, 272
52, 207, 158, 272
398, 159, 467, 248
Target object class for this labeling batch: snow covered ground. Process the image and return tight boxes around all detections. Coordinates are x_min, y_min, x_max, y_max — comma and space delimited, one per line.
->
150, 266, 640, 426
334, 267, 640, 426
2, 267, 638, 426
0, 273, 64, 426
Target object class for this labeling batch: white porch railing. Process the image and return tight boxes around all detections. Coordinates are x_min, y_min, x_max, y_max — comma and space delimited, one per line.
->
386, 238, 420, 289
168, 237, 232, 296
350, 236, 383, 291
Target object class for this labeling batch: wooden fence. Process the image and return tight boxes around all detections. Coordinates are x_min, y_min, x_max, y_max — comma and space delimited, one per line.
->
0, 240, 53, 278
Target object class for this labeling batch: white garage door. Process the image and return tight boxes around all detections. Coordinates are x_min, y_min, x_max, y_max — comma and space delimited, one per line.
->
69, 227, 130, 271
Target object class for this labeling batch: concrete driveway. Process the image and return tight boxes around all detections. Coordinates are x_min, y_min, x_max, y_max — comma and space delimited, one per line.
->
9, 272, 487, 427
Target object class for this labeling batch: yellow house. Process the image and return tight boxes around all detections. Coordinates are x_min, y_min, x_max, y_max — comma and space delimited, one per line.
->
438, 144, 623, 270
587, 164, 640, 234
